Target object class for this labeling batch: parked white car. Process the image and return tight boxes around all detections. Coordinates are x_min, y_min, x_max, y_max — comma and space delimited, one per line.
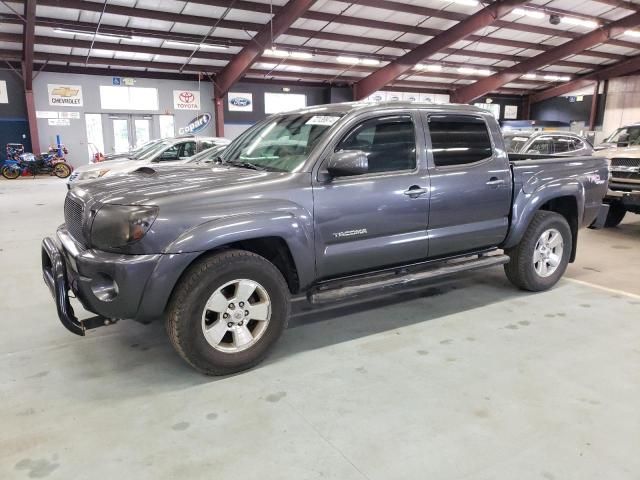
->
67, 136, 229, 188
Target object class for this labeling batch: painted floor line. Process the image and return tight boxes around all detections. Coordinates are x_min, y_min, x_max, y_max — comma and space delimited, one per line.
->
565, 277, 640, 300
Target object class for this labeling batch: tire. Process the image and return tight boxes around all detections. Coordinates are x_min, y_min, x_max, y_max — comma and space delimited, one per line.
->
604, 202, 626, 228
1, 165, 20, 180
53, 163, 72, 179
504, 211, 572, 292
166, 249, 291, 375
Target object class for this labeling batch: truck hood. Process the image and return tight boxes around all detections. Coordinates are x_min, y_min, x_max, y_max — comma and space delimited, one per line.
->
73, 165, 293, 206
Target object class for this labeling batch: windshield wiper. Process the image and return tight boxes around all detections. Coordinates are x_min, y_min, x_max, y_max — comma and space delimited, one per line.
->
225, 160, 267, 171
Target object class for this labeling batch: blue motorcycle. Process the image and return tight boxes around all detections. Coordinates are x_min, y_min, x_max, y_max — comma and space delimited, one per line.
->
2, 146, 72, 180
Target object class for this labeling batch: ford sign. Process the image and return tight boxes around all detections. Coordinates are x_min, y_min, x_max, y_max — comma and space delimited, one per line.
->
230, 97, 251, 107
178, 113, 211, 135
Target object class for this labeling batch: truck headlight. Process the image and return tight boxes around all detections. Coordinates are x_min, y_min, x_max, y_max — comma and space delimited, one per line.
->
90, 205, 158, 250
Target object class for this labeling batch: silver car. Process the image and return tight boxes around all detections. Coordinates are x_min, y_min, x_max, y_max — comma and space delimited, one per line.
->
503, 131, 593, 156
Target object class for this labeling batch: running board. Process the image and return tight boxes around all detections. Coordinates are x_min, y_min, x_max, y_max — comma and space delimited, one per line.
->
308, 254, 510, 304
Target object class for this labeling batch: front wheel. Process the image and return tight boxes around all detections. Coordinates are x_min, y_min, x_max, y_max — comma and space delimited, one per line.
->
53, 163, 72, 178
166, 249, 290, 375
604, 202, 626, 228
1, 165, 20, 180
504, 211, 572, 292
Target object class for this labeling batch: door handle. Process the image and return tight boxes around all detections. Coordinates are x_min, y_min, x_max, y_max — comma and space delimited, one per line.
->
404, 186, 428, 197
486, 177, 505, 187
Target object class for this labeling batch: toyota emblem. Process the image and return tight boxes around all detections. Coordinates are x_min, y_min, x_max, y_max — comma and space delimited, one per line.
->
179, 91, 195, 103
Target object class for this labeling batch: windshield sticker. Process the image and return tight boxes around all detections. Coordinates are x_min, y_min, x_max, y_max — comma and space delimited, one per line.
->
305, 116, 341, 126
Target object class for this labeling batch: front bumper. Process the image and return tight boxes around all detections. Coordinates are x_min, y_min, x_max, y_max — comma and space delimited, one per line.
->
41, 228, 162, 335
606, 187, 640, 209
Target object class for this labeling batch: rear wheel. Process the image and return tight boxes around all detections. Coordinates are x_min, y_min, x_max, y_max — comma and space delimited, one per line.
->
1, 165, 20, 180
504, 211, 572, 291
166, 249, 290, 375
604, 202, 626, 228
53, 163, 72, 178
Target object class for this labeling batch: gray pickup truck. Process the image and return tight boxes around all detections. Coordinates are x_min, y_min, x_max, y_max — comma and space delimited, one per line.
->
42, 102, 609, 375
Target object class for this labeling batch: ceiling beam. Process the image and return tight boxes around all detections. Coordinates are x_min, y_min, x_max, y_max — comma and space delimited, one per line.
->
214, 0, 316, 97
0, 33, 554, 85
0, 13, 608, 71
452, 11, 640, 104
353, 0, 529, 100
530, 53, 640, 103
22, 0, 36, 90
21, 0, 635, 63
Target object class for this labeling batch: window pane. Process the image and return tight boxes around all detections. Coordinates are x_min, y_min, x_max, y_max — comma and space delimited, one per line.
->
337, 115, 416, 173
159, 115, 175, 138
529, 139, 552, 155
428, 115, 492, 167
112, 119, 130, 153
100, 86, 158, 110
553, 137, 572, 153
264, 93, 306, 114
134, 119, 151, 148
85, 113, 104, 160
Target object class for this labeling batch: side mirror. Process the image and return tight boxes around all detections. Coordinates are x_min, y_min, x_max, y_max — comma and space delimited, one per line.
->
327, 150, 368, 177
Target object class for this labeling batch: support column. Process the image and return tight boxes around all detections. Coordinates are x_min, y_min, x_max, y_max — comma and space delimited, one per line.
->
214, 96, 224, 138
522, 95, 531, 121
589, 81, 600, 131
24, 90, 40, 153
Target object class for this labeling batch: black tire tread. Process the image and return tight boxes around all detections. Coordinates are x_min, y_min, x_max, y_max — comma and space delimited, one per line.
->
166, 249, 290, 375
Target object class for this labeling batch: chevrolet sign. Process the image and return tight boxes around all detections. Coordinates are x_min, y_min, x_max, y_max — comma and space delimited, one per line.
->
48, 84, 83, 107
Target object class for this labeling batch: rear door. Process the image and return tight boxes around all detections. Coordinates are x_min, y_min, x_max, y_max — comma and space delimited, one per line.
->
312, 111, 429, 279
423, 113, 511, 258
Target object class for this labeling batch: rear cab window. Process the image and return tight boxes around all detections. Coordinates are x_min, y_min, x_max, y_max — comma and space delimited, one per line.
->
426, 114, 493, 167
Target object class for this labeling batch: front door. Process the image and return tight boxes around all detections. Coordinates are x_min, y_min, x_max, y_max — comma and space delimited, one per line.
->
108, 115, 155, 153
313, 112, 429, 280
424, 113, 511, 258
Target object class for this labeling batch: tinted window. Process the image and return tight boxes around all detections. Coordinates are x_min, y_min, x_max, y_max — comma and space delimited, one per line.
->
180, 141, 196, 158
528, 138, 553, 155
428, 115, 492, 167
336, 115, 416, 173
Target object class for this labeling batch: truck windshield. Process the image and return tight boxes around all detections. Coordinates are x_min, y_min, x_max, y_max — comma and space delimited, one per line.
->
222, 113, 343, 172
503, 135, 531, 153
605, 126, 640, 145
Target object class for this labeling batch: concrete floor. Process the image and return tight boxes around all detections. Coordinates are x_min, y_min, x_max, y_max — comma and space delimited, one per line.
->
1, 178, 639, 480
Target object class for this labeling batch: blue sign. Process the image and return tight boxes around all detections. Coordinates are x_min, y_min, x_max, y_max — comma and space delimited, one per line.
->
230, 96, 251, 107
179, 113, 212, 135
112, 77, 121, 86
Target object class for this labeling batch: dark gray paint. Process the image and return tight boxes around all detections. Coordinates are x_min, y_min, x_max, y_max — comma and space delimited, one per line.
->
46, 102, 608, 324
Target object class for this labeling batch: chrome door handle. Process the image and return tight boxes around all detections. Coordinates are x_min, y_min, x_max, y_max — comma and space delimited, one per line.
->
404, 186, 428, 197
486, 178, 505, 187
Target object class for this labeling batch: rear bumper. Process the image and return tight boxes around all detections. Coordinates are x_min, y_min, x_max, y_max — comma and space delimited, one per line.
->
588, 203, 610, 230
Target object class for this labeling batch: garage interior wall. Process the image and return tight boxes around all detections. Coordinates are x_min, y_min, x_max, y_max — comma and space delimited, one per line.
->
32, 72, 215, 166
602, 75, 640, 138
531, 94, 605, 130
0, 69, 31, 155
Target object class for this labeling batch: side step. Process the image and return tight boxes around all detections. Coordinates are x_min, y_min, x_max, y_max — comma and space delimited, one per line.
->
308, 253, 510, 304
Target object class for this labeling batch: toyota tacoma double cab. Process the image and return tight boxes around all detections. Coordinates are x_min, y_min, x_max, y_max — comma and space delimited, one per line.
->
42, 102, 609, 375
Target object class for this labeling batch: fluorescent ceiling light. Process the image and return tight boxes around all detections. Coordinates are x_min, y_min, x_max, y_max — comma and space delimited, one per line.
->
337, 56, 361, 64
264, 48, 290, 58
458, 67, 493, 75
290, 51, 313, 59
415, 64, 442, 71
442, 0, 479, 6
522, 73, 537, 80
166, 40, 228, 50
513, 8, 545, 19
361, 58, 380, 66
560, 16, 598, 28
624, 30, 640, 37
54, 28, 132, 40
543, 74, 570, 82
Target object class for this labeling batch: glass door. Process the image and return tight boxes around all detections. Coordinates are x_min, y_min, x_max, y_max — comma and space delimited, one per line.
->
112, 118, 130, 153
133, 118, 151, 148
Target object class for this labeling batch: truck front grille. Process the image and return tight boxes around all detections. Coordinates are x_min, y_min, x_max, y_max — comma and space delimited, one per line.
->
64, 196, 85, 242
610, 157, 640, 168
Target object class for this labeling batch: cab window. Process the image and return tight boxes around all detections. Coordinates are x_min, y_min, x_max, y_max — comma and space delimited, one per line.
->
336, 115, 416, 173
428, 115, 492, 166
